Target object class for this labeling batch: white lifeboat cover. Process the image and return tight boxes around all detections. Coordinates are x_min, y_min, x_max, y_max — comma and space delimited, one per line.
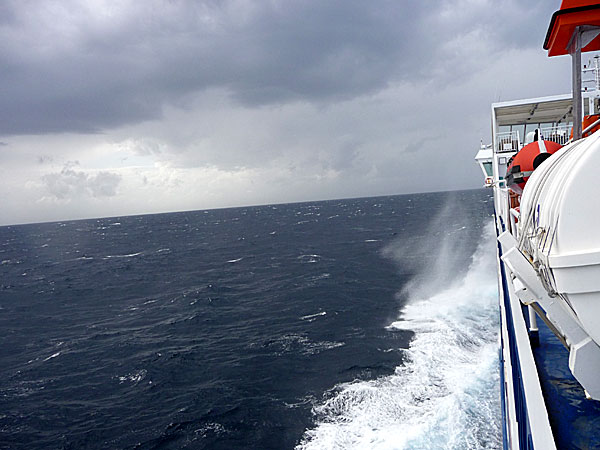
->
518, 130, 600, 345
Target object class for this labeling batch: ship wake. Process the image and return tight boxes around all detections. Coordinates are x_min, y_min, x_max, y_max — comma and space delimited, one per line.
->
298, 222, 500, 450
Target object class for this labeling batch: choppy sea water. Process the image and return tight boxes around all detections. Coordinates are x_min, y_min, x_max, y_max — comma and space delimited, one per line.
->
0, 190, 498, 449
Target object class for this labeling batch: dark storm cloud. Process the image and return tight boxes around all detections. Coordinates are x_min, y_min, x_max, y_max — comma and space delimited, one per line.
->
0, 0, 556, 136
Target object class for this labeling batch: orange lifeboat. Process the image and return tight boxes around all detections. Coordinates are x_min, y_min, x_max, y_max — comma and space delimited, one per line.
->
582, 114, 600, 137
506, 140, 563, 194
569, 114, 600, 138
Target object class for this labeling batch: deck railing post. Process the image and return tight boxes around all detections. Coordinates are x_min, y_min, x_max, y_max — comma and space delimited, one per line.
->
569, 26, 582, 141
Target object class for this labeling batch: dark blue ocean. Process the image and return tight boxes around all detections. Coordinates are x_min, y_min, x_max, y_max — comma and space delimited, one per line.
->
0, 190, 499, 449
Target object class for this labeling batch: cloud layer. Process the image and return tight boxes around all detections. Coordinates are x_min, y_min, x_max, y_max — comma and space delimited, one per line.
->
1, 0, 555, 135
0, 0, 577, 225
43, 162, 121, 199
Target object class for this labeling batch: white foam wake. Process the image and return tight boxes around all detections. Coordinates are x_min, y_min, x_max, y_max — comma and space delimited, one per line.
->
298, 224, 500, 450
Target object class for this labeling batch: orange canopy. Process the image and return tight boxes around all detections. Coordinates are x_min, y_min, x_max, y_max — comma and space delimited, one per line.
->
544, 0, 600, 56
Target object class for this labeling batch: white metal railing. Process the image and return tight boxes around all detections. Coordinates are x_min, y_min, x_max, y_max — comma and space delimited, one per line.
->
497, 130, 520, 153
539, 125, 572, 146
495, 187, 510, 226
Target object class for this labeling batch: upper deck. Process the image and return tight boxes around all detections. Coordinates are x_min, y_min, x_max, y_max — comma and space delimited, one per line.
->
491, 56, 600, 157
481, 82, 599, 218
492, 94, 574, 153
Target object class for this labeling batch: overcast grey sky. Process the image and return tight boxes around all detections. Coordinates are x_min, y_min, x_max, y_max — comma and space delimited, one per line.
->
0, 0, 576, 225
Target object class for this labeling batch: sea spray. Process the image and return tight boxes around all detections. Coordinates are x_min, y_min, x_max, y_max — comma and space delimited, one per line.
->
298, 222, 500, 450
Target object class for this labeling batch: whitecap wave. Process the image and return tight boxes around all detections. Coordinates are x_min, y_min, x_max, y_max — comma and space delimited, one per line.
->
227, 257, 243, 263
301, 311, 327, 321
104, 252, 142, 259
43, 351, 61, 362
298, 254, 321, 264
197, 422, 228, 438
117, 369, 148, 384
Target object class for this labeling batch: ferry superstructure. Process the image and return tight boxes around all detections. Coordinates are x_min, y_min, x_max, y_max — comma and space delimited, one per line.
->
475, 2, 600, 448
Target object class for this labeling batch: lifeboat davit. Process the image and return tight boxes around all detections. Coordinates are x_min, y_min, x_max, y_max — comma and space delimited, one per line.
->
506, 139, 563, 194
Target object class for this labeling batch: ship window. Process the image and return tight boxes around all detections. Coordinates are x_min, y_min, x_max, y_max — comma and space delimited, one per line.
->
525, 123, 539, 135
512, 125, 525, 143
483, 162, 493, 176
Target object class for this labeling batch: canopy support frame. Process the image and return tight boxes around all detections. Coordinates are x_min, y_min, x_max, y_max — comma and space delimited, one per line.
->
568, 25, 600, 141
569, 26, 583, 141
